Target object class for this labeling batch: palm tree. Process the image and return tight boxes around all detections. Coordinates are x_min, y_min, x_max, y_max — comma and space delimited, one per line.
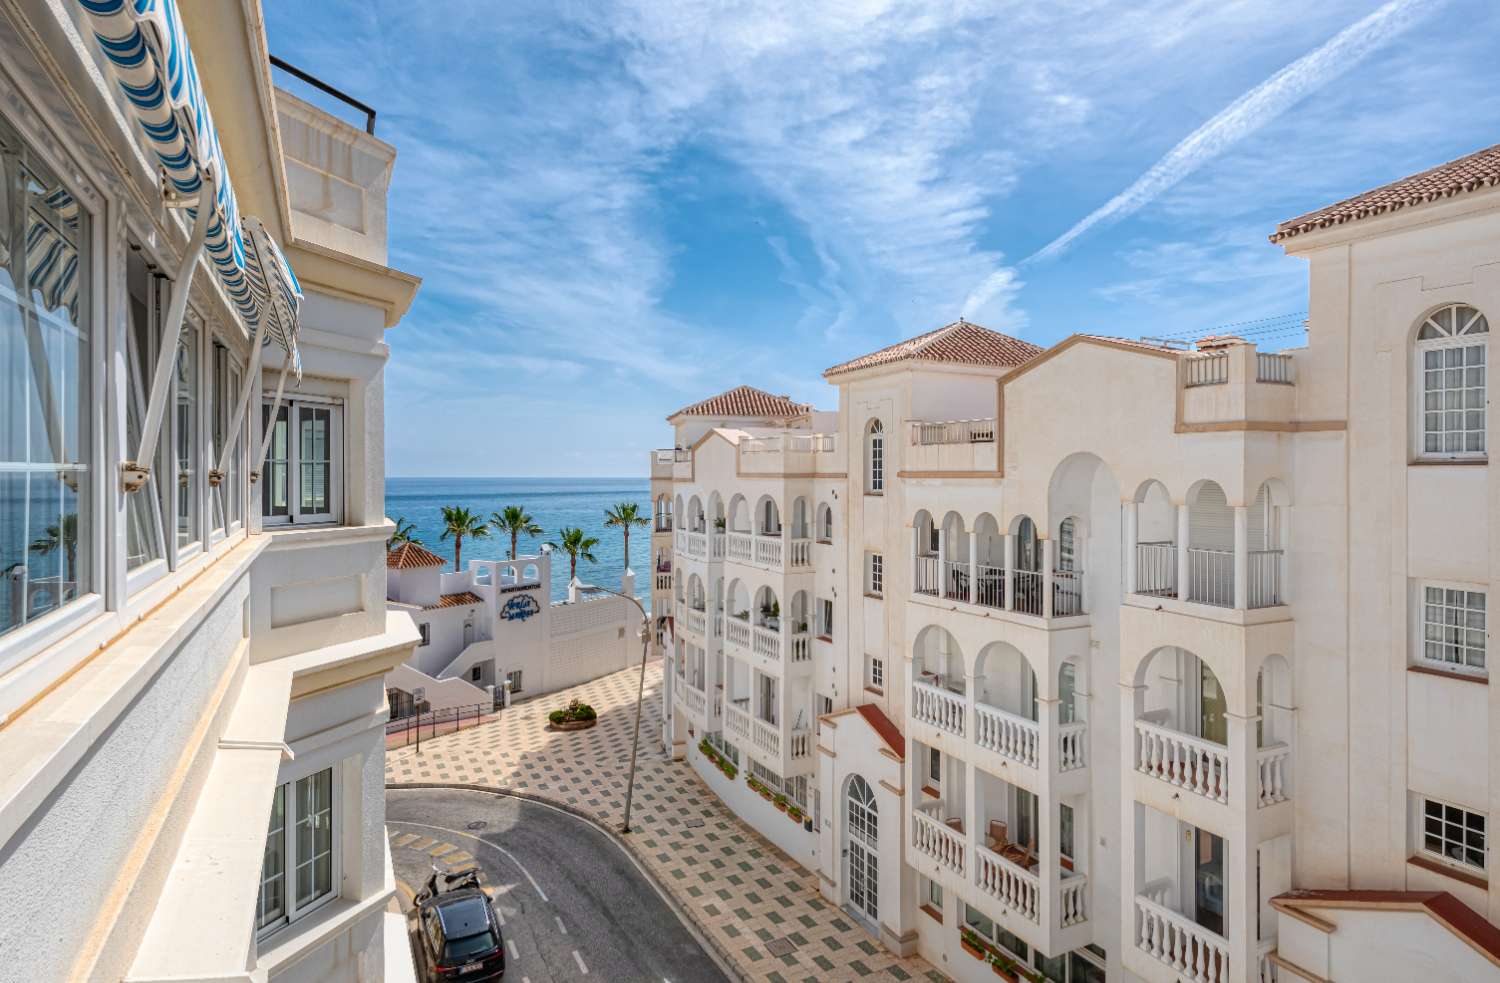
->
490, 505, 543, 559
547, 526, 599, 582
439, 506, 490, 571
603, 501, 649, 571
29, 513, 78, 589
387, 515, 421, 549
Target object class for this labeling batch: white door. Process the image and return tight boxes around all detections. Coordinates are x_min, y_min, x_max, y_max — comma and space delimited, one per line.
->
846, 776, 879, 923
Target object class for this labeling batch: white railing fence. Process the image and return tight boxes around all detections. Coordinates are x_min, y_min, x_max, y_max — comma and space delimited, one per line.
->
914, 554, 940, 596
1059, 875, 1089, 927
1052, 568, 1084, 616
789, 728, 812, 759
710, 533, 725, 560
1186, 547, 1234, 608
790, 632, 811, 662
911, 805, 966, 875
788, 538, 812, 568
1257, 744, 1291, 806
1248, 549, 1283, 608
725, 618, 751, 650
911, 680, 965, 737
1058, 721, 1088, 771
727, 531, 753, 562
725, 702, 751, 742
685, 685, 706, 716
1135, 542, 1176, 596
1185, 352, 1229, 387
752, 625, 781, 662
755, 536, 783, 569
1135, 720, 1230, 804
975, 563, 1005, 609
1012, 569, 1043, 615
752, 716, 780, 757
910, 417, 997, 445
1256, 352, 1294, 384
1135, 894, 1230, 983
974, 845, 1039, 922
942, 559, 969, 602
975, 702, 1039, 768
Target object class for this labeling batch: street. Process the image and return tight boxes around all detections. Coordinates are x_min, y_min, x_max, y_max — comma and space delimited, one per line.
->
388, 787, 730, 983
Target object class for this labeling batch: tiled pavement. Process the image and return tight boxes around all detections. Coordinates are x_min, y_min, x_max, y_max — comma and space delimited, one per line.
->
386, 660, 949, 983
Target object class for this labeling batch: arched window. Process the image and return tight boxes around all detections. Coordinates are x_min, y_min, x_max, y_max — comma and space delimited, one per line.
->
865, 420, 884, 493
1057, 517, 1077, 572
1417, 304, 1488, 458
817, 503, 833, 543
845, 776, 878, 921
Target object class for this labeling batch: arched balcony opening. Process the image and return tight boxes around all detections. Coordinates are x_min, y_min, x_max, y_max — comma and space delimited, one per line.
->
756, 495, 782, 537
1132, 479, 1177, 598
1186, 480, 1234, 607
788, 590, 811, 662
687, 573, 706, 612
1058, 659, 1088, 771
940, 511, 970, 602
1053, 516, 1084, 616
913, 510, 938, 596
1247, 480, 1288, 607
1256, 653, 1293, 806
816, 502, 834, 543
686, 495, 706, 534
654, 494, 673, 532
1133, 646, 1229, 802
726, 579, 751, 624
708, 492, 726, 535
790, 497, 810, 539
973, 513, 1004, 608
1010, 516, 1042, 615
975, 642, 1040, 768
912, 626, 965, 739
727, 495, 750, 534
753, 584, 781, 630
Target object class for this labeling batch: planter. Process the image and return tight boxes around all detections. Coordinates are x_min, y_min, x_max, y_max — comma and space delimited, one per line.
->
550, 718, 597, 732
960, 939, 985, 960
991, 963, 1019, 981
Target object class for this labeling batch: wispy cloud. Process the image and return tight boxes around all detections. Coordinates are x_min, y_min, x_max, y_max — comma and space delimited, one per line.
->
1025, 0, 1446, 263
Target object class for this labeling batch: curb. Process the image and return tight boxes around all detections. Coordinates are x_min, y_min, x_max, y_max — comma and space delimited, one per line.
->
387, 781, 747, 983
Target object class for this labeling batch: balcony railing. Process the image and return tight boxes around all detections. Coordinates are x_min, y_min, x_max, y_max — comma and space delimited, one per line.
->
1012, 569, 1043, 616
686, 607, 706, 636
685, 685, 706, 716
1136, 542, 1176, 596
727, 532, 753, 563
1058, 720, 1088, 771
1257, 743, 1291, 807
725, 617, 751, 650
788, 538, 812, 569
752, 624, 781, 662
724, 701, 751, 743
1135, 894, 1229, 983
942, 559, 968, 602
789, 728, 812, 760
1053, 569, 1084, 616
752, 716, 780, 757
673, 448, 692, 463
911, 418, 996, 445
912, 680, 965, 737
1184, 352, 1229, 387
678, 530, 708, 560
1248, 549, 1283, 608
1256, 352, 1294, 384
710, 532, 725, 560
712, 609, 724, 638
655, 572, 673, 592
1186, 548, 1234, 608
915, 554, 940, 596
1060, 874, 1089, 927
975, 702, 1039, 768
975, 564, 1005, 609
911, 805, 966, 876
789, 631, 811, 663
1135, 720, 1229, 804
755, 536, 783, 568
974, 844, 1038, 922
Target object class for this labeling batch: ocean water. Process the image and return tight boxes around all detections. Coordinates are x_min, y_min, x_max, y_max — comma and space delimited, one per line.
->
385, 477, 653, 608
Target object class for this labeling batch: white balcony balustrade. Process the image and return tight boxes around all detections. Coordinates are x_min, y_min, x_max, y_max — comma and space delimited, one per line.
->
788, 538, 812, 569
1052, 569, 1085, 616
974, 844, 1039, 922
685, 685, 706, 716
752, 716, 780, 757
1135, 720, 1230, 804
1012, 569, 1043, 616
942, 560, 969, 602
1060, 875, 1089, 927
1058, 721, 1088, 771
725, 617, 751, 651
1186, 548, 1234, 608
713, 609, 723, 638
1135, 541, 1284, 609
1184, 351, 1229, 387
910, 417, 996, 445
1257, 744, 1291, 807
911, 680, 965, 737
789, 631, 811, 663
752, 624, 782, 662
1256, 352, 1294, 384
975, 564, 1005, 609
789, 728, 812, 760
911, 805, 966, 876
678, 530, 708, 560
1135, 894, 1230, 983
686, 607, 706, 636
724, 701, 751, 743
1258, 938, 1279, 983
975, 702, 1040, 768
727, 532, 753, 563
655, 571, 673, 592
1135, 542, 1176, 597
915, 554, 940, 597
710, 533, 726, 560
1248, 549, 1283, 608
754, 536, 783, 568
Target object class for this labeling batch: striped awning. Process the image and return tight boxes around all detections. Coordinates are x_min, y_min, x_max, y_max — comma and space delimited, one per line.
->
79, 0, 301, 375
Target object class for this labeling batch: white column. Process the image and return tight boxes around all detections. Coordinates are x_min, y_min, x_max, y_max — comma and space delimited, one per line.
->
1233, 505, 1249, 610
1226, 711, 1259, 981
967, 530, 978, 604
1037, 696, 1060, 932
1123, 500, 1139, 594
912, 524, 921, 593
1175, 503, 1190, 601
936, 526, 946, 598
999, 533, 1011, 610
1042, 538, 1056, 618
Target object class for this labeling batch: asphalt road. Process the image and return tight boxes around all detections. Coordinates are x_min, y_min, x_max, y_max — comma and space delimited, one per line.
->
388, 788, 730, 983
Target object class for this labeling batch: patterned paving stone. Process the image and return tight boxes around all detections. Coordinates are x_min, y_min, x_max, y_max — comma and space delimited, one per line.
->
386, 659, 946, 982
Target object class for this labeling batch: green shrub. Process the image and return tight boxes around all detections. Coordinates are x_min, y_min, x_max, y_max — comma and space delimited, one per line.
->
550, 698, 596, 724
548, 709, 565, 725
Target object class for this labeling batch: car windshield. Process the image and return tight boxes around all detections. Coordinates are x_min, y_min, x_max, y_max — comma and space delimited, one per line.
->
443, 929, 498, 961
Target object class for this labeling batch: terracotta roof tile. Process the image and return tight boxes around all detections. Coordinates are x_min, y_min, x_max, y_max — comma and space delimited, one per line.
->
1272, 142, 1500, 243
387, 542, 447, 570
423, 591, 484, 610
824, 319, 1043, 378
855, 703, 905, 760
667, 385, 811, 422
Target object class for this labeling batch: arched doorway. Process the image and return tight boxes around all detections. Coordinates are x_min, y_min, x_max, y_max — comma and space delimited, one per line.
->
845, 775, 879, 924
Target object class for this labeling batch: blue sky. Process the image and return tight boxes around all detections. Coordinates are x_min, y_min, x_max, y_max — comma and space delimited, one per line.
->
265, 0, 1500, 477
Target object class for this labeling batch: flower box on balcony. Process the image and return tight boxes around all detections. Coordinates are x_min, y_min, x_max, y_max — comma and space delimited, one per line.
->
960, 929, 986, 960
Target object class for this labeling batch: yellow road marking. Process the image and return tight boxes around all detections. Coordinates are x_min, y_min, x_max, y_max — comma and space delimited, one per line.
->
428, 843, 458, 857
393, 833, 421, 848
410, 836, 437, 851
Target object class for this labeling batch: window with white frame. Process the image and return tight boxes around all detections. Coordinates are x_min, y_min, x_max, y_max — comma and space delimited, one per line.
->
866, 552, 883, 596
1418, 796, 1486, 873
1420, 583, 1486, 672
1, 113, 92, 640
124, 251, 166, 573
922, 876, 942, 911
257, 767, 337, 936
209, 338, 244, 536
866, 654, 884, 691
865, 419, 884, 493
506, 669, 522, 693
261, 396, 342, 525
174, 322, 199, 551
817, 597, 833, 638
1416, 304, 1488, 458
818, 503, 833, 542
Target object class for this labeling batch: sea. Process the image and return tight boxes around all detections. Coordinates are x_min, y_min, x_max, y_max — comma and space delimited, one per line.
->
385, 477, 653, 609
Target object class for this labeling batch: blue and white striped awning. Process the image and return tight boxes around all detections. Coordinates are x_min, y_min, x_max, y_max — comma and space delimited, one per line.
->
79, 0, 301, 375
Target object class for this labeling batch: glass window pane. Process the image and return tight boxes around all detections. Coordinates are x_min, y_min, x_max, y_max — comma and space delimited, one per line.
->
175, 325, 197, 548
262, 403, 289, 518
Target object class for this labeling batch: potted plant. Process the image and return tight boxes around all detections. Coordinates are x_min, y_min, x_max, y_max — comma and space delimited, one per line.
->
960, 927, 986, 961
773, 792, 788, 812
547, 698, 598, 731
714, 516, 726, 531
988, 951, 1025, 981
786, 804, 803, 823
795, 620, 809, 634
723, 762, 737, 780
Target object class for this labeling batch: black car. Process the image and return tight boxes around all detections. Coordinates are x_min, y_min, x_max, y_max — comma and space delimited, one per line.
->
409, 868, 505, 981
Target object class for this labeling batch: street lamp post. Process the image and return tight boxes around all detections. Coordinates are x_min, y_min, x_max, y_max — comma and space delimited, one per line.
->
571, 576, 652, 834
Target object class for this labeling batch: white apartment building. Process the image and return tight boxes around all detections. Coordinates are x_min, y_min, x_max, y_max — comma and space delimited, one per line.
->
0, 2, 421, 981
382, 541, 640, 714
652, 143, 1500, 983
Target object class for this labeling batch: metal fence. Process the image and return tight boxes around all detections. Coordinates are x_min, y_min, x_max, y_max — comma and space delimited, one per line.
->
386, 701, 498, 750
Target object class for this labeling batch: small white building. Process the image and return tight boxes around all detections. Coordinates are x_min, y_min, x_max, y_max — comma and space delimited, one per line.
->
652, 140, 1500, 983
383, 543, 641, 714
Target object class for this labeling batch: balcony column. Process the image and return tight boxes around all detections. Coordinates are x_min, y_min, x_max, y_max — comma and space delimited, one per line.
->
912, 524, 921, 594
1037, 694, 1061, 931
1123, 500, 1139, 594
1175, 502, 1190, 600
1042, 538, 1056, 618
1226, 710, 1259, 980
1233, 505, 1249, 610
999, 532, 1011, 610
936, 526, 947, 597
967, 530, 978, 604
